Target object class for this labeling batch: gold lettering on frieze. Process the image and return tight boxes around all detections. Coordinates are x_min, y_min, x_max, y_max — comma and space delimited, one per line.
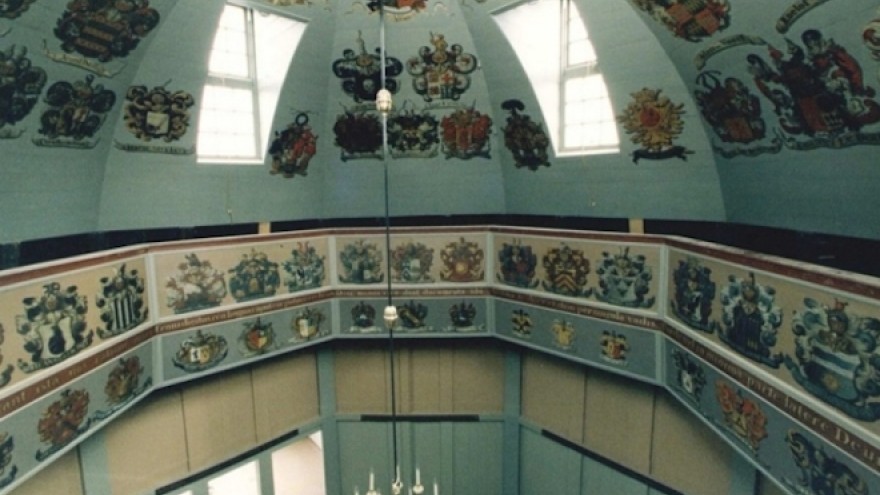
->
492, 288, 661, 331
156, 294, 334, 334
664, 323, 880, 473
0, 390, 29, 417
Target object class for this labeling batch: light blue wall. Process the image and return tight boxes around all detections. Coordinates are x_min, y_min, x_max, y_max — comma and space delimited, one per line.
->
0, 0, 717, 244
630, 0, 880, 240
4, 0, 879, 245
98, 0, 509, 233
468, 0, 726, 222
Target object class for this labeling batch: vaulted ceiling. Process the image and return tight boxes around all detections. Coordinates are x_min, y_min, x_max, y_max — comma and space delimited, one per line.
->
2, 0, 879, 246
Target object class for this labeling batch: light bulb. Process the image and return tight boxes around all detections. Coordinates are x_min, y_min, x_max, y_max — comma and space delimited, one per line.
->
376, 88, 393, 114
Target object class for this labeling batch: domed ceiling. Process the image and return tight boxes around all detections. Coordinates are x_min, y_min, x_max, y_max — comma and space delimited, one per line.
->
1, 0, 880, 245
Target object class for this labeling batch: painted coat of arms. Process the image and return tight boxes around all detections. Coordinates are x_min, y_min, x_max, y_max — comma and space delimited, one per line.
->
717, 273, 783, 368
269, 113, 318, 177
617, 87, 691, 163
511, 308, 532, 338
36, 75, 116, 146
439, 237, 484, 282
0, 45, 47, 138
96, 263, 147, 338
239, 318, 277, 357
36, 388, 90, 461
600, 330, 628, 365
594, 248, 655, 308
53, 0, 160, 63
349, 301, 379, 333
550, 319, 576, 351
501, 99, 550, 171
366, 0, 427, 18
783, 430, 868, 495
785, 298, 880, 421
865, 13, 880, 65
746, 30, 880, 150
227, 249, 281, 303
94, 356, 150, 420
291, 307, 326, 342
16, 282, 94, 373
338, 240, 384, 284
266, 0, 311, 5
672, 349, 706, 403
0, 0, 36, 18
694, 71, 769, 154
332, 31, 402, 103
715, 380, 768, 453
446, 301, 481, 333
406, 32, 477, 103
390, 241, 434, 283
122, 84, 194, 144
172, 330, 228, 372
387, 105, 439, 158
283, 241, 325, 292
0, 432, 16, 490
397, 300, 430, 331
440, 106, 492, 159
541, 244, 591, 298
670, 257, 716, 332
333, 109, 383, 160
497, 240, 538, 288
0, 325, 14, 388
165, 254, 228, 314
630, 0, 730, 42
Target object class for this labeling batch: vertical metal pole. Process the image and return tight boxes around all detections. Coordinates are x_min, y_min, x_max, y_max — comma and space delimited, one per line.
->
378, 1, 400, 486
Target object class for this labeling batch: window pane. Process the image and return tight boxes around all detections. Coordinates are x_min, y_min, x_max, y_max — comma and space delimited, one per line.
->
564, 77, 587, 100
208, 6, 249, 77
568, 39, 595, 66
565, 100, 589, 124
199, 4, 305, 163
208, 461, 260, 495
493, 0, 561, 147
562, 69, 618, 150
568, 11, 587, 41
198, 82, 258, 159
495, 0, 617, 155
272, 432, 326, 495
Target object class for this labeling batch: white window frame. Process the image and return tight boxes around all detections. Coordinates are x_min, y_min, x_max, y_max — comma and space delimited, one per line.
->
197, 4, 262, 164
155, 430, 325, 495
557, 0, 618, 155
493, 0, 618, 157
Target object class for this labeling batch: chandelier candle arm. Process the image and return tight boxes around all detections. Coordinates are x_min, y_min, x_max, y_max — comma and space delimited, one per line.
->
365, 470, 381, 495
412, 467, 424, 494
392, 464, 403, 494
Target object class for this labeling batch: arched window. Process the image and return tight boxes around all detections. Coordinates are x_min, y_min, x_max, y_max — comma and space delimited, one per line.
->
197, 4, 306, 164
494, 0, 618, 156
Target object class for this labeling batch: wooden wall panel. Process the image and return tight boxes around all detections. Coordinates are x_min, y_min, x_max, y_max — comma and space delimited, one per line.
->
335, 342, 505, 415
335, 344, 391, 414
103, 390, 189, 495
252, 352, 319, 443
9, 449, 81, 495
451, 343, 503, 413
649, 393, 734, 495
398, 344, 451, 413
583, 371, 656, 475
181, 368, 257, 472
521, 352, 587, 442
